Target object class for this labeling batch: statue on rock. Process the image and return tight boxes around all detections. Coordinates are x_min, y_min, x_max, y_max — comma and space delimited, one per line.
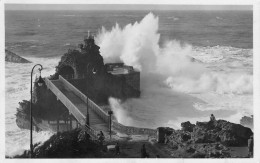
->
81, 31, 100, 56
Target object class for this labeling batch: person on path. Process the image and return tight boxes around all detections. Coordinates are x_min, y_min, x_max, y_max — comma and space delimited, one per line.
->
141, 144, 148, 158
97, 131, 105, 146
115, 142, 120, 155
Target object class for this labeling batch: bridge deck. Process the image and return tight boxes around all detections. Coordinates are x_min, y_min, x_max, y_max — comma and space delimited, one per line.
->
51, 80, 109, 132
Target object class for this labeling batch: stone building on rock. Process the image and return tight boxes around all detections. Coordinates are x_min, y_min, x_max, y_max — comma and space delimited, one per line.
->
49, 34, 140, 104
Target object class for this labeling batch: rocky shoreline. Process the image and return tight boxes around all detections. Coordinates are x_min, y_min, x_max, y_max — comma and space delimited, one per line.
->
9, 118, 253, 158
159, 120, 253, 158
5, 49, 31, 63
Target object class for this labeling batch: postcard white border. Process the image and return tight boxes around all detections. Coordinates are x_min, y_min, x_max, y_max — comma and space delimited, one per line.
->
0, 0, 259, 163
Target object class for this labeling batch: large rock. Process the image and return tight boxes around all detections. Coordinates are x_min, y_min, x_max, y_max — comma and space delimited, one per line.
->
162, 120, 253, 158
165, 120, 253, 147
211, 120, 253, 146
5, 49, 31, 63
181, 121, 195, 132
193, 120, 253, 146
15, 79, 70, 131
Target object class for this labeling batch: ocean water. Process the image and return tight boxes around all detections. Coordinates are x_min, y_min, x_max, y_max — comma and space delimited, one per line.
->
5, 10, 253, 156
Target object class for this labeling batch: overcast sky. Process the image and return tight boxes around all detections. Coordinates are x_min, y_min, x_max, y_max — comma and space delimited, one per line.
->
5, 4, 252, 11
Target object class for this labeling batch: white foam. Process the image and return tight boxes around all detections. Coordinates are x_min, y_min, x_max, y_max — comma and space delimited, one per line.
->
101, 13, 252, 130
5, 57, 59, 156
109, 97, 133, 126
165, 72, 252, 94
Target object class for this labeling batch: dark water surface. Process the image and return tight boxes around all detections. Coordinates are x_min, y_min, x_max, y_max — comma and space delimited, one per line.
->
5, 10, 252, 58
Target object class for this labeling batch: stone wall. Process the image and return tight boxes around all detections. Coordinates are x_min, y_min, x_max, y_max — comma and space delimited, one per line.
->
68, 73, 140, 104
112, 121, 157, 136
124, 71, 140, 91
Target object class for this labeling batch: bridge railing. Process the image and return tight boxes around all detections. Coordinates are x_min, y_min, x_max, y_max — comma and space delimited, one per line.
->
45, 76, 156, 138
59, 75, 110, 124
44, 77, 98, 139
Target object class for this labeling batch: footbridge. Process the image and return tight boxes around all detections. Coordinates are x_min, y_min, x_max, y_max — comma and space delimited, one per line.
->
45, 75, 110, 139
44, 75, 157, 140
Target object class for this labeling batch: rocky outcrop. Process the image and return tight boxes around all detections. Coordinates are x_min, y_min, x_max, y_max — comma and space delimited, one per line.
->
16, 100, 32, 130
16, 79, 71, 131
192, 120, 253, 146
167, 120, 253, 146
161, 120, 253, 158
5, 49, 31, 63
181, 121, 195, 132
51, 36, 104, 80
49, 36, 140, 103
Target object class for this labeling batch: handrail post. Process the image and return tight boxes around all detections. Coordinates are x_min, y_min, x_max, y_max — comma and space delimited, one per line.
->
69, 113, 72, 130
86, 97, 89, 126
108, 111, 113, 140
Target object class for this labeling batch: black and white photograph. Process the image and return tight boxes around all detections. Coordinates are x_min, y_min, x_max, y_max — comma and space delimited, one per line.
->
2, 0, 259, 161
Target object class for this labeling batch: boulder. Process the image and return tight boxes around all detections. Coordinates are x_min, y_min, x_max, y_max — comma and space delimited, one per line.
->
181, 121, 195, 132
165, 120, 253, 147
213, 120, 253, 146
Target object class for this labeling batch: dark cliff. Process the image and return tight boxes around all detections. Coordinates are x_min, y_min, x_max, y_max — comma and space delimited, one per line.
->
5, 49, 31, 63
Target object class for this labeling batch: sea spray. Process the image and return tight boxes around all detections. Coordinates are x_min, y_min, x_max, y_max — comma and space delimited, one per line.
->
5, 130, 54, 157
5, 57, 59, 157
97, 13, 160, 72
165, 72, 253, 94
96, 13, 252, 95
97, 13, 253, 128
108, 97, 133, 126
